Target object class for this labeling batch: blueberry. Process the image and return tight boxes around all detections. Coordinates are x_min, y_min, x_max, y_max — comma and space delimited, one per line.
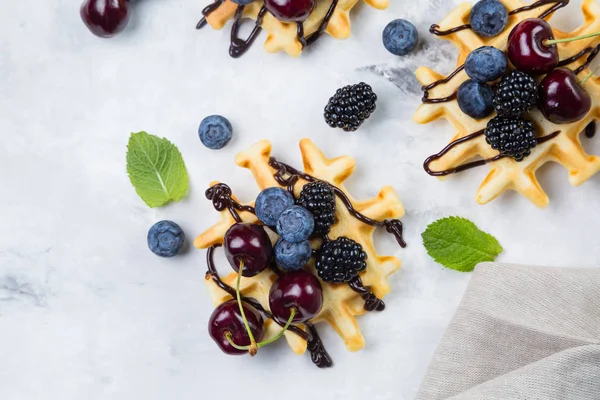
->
147, 220, 185, 257
274, 239, 312, 271
231, 0, 254, 4
382, 19, 418, 56
457, 80, 494, 119
198, 115, 233, 150
255, 187, 295, 227
470, 0, 508, 37
276, 206, 314, 243
465, 46, 507, 82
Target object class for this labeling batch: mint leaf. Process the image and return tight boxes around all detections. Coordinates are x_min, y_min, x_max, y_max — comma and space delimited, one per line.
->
421, 216, 502, 272
126, 131, 189, 208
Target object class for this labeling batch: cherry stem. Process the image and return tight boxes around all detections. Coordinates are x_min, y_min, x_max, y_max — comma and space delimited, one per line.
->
581, 65, 600, 85
224, 309, 297, 351
545, 31, 600, 45
236, 262, 258, 356
257, 308, 297, 348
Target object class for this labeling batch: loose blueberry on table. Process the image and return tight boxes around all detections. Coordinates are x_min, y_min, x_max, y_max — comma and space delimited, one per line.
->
147, 221, 185, 257
199, 115, 233, 150
201, 152, 407, 367
382, 19, 419, 56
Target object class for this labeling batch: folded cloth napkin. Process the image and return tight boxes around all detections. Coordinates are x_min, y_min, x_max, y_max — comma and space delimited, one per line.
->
416, 262, 600, 400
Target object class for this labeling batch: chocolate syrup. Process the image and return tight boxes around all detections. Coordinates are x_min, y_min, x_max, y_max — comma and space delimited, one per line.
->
429, 24, 471, 36
348, 276, 385, 312
198, 0, 339, 58
574, 45, 600, 75
268, 158, 407, 248
424, 130, 561, 176
421, 65, 464, 104
296, 0, 339, 47
205, 183, 255, 223
196, 0, 224, 29
429, 0, 569, 37
206, 245, 333, 368
585, 121, 597, 138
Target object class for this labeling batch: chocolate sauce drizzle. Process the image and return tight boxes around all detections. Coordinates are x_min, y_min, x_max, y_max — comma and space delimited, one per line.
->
424, 130, 561, 176
348, 276, 385, 311
585, 121, 597, 138
421, 65, 464, 104
429, 0, 569, 37
206, 184, 255, 223
206, 245, 333, 368
197, 0, 339, 58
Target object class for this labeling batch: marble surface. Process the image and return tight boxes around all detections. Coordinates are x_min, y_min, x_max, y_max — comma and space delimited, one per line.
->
2, 0, 600, 399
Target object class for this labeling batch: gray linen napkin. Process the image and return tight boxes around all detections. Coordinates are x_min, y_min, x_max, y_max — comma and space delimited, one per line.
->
416, 262, 600, 400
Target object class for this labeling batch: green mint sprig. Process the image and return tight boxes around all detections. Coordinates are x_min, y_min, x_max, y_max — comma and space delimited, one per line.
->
422, 216, 503, 272
126, 131, 189, 208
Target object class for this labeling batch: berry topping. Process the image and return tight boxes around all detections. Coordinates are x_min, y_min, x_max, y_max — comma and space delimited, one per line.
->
457, 80, 495, 119
493, 70, 538, 117
224, 223, 273, 277
147, 220, 185, 257
324, 83, 377, 132
255, 187, 295, 227
276, 205, 315, 243
316, 237, 367, 283
465, 46, 507, 83
264, 0, 315, 23
485, 116, 537, 161
274, 239, 313, 271
231, 0, 255, 4
269, 270, 323, 324
538, 68, 592, 124
297, 181, 336, 236
208, 299, 265, 355
469, 0, 508, 37
382, 19, 419, 56
80, 0, 131, 38
198, 115, 233, 150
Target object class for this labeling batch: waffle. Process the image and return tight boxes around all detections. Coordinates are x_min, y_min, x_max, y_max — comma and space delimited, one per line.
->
414, 0, 600, 207
194, 139, 405, 355
202, 0, 388, 57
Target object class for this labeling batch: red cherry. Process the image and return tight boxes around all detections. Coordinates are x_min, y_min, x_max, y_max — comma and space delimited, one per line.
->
80, 0, 131, 38
264, 0, 315, 23
507, 18, 558, 75
208, 300, 265, 355
269, 270, 323, 324
538, 68, 592, 124
224, 223, 273, 277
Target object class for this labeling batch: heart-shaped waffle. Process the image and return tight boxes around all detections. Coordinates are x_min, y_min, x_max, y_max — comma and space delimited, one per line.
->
195, 139, 405, 365
414, 0, 600, 207
197, 0, 388, 57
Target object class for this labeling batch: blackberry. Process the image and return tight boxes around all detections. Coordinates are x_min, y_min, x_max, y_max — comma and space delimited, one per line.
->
316, 237, 367, 283
484, 115, 537, 161
297, 181, 336, 236
493, 70, 538, 117
324, 82, 377, 132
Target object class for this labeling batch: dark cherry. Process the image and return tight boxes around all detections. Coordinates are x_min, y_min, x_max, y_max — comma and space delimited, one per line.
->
224, 223, 273, 277
264, 0, 315, 23
538, 68, 592, 124
269, 270, 323, 324
80, 0, 131, 38
508, 18, 558, 75
208, 300, 265, 355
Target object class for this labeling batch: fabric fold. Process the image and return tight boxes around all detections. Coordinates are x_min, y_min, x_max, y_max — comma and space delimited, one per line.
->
417, 263, 600, 400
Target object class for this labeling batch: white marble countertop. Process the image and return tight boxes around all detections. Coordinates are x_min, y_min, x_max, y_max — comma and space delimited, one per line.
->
2, 0, 600, 399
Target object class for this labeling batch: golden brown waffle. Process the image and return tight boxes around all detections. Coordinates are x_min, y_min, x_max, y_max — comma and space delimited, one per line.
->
414, 0, 600, 207
195, 139, 405, 355
204, 0, 389, 56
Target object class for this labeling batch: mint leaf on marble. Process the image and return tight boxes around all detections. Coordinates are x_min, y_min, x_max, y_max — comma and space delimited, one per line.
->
126, 131, 189, 208
421, 217, 502, 272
